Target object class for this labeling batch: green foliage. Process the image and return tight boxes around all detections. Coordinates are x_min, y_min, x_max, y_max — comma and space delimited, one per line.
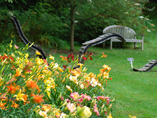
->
74, 0, 154, 44
0, 0, 155, 48
0, 1, 68, 49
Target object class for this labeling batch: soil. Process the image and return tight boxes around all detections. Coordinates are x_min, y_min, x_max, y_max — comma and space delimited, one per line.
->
49, 49, 80, 55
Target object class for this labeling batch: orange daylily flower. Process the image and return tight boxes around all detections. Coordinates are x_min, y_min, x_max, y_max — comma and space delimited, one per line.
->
101, 52, 107, 58
14, 69, 21, 77
26, 80, 41, 92
42, 104, 51, 112
60, 55, 68, 61
31, 94, 44, 104
0, 101, 6, 110
11, 101, 19, 108
6, 84, 20, 94
23, 94, 28, 103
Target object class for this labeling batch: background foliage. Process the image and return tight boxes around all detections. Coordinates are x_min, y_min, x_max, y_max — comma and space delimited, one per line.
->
0, 0, 154, 49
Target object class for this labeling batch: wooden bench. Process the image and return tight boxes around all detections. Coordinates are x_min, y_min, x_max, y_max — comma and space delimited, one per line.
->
103, 25, 144, 50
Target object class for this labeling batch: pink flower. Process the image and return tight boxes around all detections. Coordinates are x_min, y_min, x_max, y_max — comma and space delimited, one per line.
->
14, 45, 19, 49
96, 96, 110, 101
61, 96, 64, 101
76, 97, 83, 103
67, 103, 76, 113
66, 99, 71, 103
43, 59, 49, 66
81, 94, 91, 101
70, 92, 80, 100
106, 99, 111, 105
93, 104, 100, 116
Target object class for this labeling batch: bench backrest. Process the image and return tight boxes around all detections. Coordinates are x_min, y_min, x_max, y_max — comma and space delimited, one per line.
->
103, 25, 136, 39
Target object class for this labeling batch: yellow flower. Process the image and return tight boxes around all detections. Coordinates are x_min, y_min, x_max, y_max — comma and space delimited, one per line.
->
42, 104, 51, 112
77, 63, 84, 69
85, 76, 90, 82
80, 84, 84, 89
103, 72, 109, 79
66, 85, 73, 93
25, 53, 29, 58
11, 53, 15, 57
90, 78, 98, 87
103, 64, 109, 69
10, 44, 12, 48
77, 106, 92, 118
69, 75, 78, 84
97, 74, 102, 78
35, 58, 43, 65
36, 51, 41, 55
0, 76, 3, 86
49, 55, 54, 60
39, 110, 47, 118
71, 68, 81, 77
14, 89, 25, 102
45, 89, 51, 99
129, 115, 137, 118
107, 113, 113, 118
58, 67, 64, 72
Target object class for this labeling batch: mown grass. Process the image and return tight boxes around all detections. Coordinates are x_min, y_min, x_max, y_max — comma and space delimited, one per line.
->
50, 15, 157, 118
50, 35, 157, 118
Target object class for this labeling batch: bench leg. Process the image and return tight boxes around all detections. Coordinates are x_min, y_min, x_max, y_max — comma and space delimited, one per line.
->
141, 41, 143, 51
134, 42, 136, 49
110, 39, 112, 50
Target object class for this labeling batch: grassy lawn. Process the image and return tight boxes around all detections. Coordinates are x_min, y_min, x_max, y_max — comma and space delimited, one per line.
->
48, 16, 157, 118
52, 43, 157, 117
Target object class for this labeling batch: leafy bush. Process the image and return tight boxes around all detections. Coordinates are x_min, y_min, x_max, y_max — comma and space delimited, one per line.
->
74, 0, 154, 45
0, 42, 113, 117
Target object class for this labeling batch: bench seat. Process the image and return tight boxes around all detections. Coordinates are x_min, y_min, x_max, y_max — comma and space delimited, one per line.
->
103, 25, 144, 50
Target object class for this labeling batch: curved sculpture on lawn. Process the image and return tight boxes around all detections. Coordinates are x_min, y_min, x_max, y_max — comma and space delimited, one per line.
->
78, 33, 126, 63
11, 16, 47, 59
133, 60, 157, 72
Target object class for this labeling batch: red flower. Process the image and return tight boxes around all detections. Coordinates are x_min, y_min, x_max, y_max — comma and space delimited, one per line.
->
67, 54, 75, 62
63, 65, 67, 69
83, 57, 87, 60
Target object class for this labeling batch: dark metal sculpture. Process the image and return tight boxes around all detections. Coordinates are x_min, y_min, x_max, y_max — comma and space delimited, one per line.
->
133, 60, 157, 72
11, 16, 46, 59
78, 33, 126, 64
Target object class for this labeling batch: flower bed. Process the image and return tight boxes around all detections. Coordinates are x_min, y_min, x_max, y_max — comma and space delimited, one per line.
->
0, 42, 113, 118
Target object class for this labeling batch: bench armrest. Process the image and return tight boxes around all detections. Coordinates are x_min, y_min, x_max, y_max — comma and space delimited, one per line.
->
136, 34, 144, 36
135, 34, 144, 40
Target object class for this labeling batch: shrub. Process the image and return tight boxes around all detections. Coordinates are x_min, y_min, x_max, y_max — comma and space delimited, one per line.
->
0, 42, 113, 117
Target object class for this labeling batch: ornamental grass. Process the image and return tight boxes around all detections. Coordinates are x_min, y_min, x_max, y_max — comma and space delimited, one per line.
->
0, 41, 113, 118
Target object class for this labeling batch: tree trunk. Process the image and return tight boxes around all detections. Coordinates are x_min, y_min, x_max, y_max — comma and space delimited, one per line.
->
70, 1, 75, 51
